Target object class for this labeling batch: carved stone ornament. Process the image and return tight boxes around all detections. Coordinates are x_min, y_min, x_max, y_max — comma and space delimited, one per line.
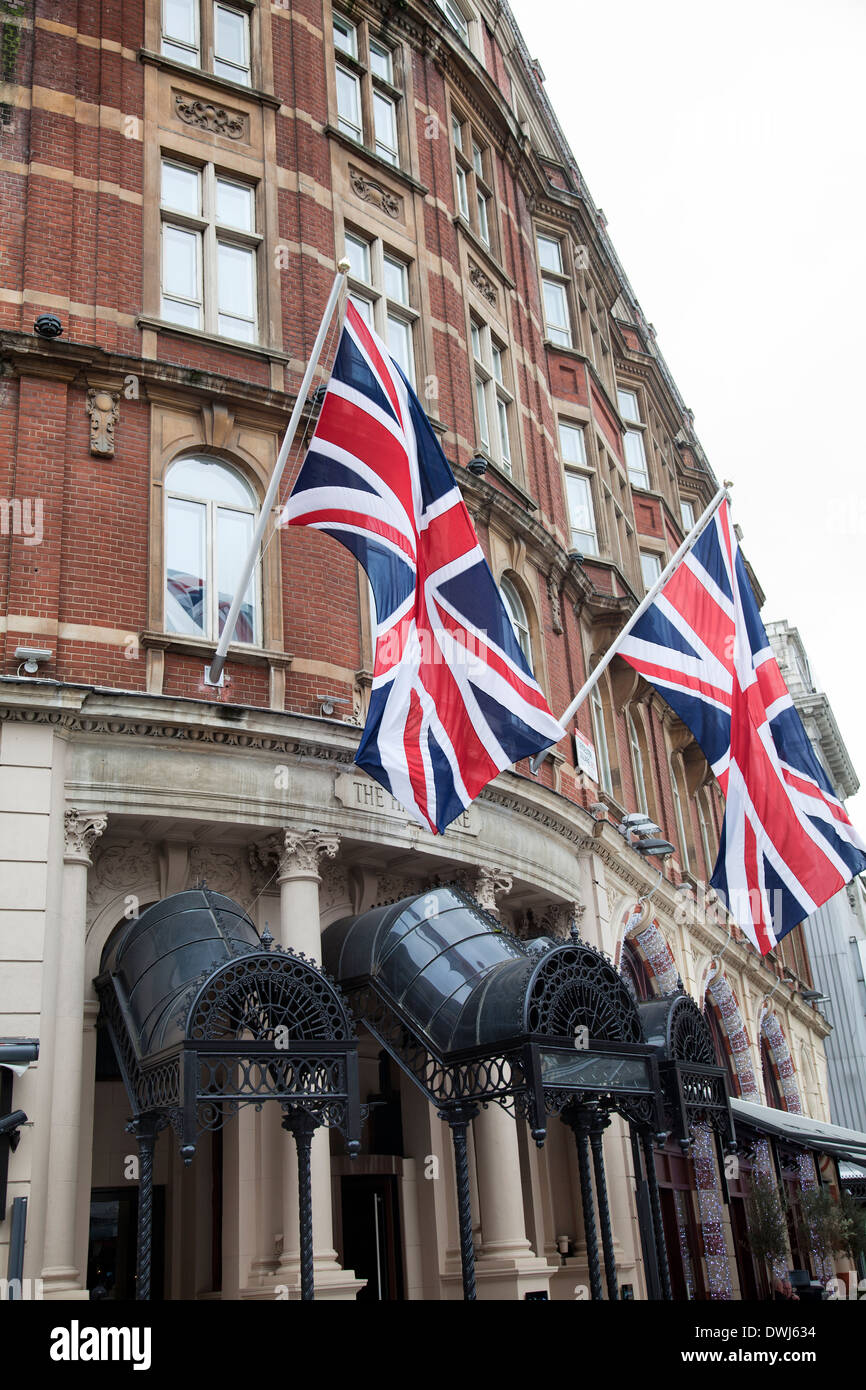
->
64, 810, 108, 864
349, 165, 401, 219
87, 841, 158, 905
85, 388, 120, 457
473, 866, 512, 915
280, 828, 341, 878
174, 92, 246, 140
546, 568, 564, 635
186, 847, 243, 899
248, 834, 282, 893
468, 259, 496, 305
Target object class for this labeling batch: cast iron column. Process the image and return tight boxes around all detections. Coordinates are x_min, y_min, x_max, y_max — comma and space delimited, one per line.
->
283, 1107, 320, 1302
439, 1102, 480, 1301
562, 1105, 603, 1301
587, 1110, 619, 1301
131, 1115, 160, 1301
642, 1131, 673, 1300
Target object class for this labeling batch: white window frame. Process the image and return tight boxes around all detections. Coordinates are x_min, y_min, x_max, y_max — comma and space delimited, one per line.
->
161, 1, 251, 85
640, 550, 663, 592
332, 11, 403, 168
618, 386, 650, 488
537, 231, 572, 347
670, 755, 691, 871
164, 456, 261, 646
213, 2, 251, 85
160, 157, 261, 342
436, 0, 473, 48
345, 229, 418, 385
559, 423, 598, 556
452, 111, 494, 249
680, 498, 695, 533
628, 709, 649, 817
161, 0, 200, 66
698, 793, 715, 875
590, 683, 613, 795
500, 575, 532, 666
471, 317, 513, 474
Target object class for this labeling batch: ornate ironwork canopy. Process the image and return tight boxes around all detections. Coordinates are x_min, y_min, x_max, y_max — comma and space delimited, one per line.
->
95, 888, 361, 1300
324, 886, 663, 1142
638, 992, 735, 1149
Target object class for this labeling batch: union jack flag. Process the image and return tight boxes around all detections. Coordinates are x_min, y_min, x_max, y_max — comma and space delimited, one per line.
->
279, 302, 565, 833
618, 498, 866, 954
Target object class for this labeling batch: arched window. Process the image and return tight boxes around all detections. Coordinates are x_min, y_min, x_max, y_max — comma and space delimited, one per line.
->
761, 1036, 784, 1110
590, 683, 613, 796
499, 575, 532, 667
628, 709, 648, 816
670, 755, 690, 871
620, 938, 655, 1001
697, 792, 715, 877
706, 997, 738, 1095
165, 456, 259, 644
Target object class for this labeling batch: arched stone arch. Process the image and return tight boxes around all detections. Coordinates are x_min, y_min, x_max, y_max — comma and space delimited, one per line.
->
86, 887, 161, 981
146, 402, 285, 671
758, 1008, 803, 1115
496, 566, 548, 687
622, 907, 680, 994
622, 911, 731, 1298
704, 968, 759, 1102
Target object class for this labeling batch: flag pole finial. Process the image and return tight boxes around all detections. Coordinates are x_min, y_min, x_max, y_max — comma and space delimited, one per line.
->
723, 478, 734, 489
337, 256, 351, 273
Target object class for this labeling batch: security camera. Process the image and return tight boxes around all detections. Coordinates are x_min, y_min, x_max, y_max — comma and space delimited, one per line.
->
34, 314, 63, 339
0, 1110, 28, 1149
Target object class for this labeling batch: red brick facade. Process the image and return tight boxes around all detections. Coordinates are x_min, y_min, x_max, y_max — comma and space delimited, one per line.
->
0, 0, 800, 945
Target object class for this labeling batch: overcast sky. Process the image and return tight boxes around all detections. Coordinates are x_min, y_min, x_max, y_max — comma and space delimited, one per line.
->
510, 0, 866, 828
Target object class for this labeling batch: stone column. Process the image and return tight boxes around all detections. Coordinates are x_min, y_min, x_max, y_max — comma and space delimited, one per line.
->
248, 828, 362, 1299
470, 867, 555, 1298
41, 810, 107, 1298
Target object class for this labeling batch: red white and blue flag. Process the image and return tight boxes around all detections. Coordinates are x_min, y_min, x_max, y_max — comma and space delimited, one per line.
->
279, 302, 565, 833
618, 498, 866, 954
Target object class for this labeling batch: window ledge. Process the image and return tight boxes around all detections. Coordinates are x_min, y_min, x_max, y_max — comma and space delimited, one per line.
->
323, 125, 429, 196
137, 316, 292, 364
140, 630, 292, 670
542, 338, 588, 363
451, 215, 515, 289
458, 458, 538, 514
138, 48, 282, 109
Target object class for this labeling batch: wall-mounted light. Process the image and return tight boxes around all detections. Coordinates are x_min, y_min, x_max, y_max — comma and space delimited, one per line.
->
14, 646, 53, 676
318, 695, 350, 718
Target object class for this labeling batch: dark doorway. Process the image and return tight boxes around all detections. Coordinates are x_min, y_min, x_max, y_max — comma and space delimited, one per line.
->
340, 1175, 404, 1300
87, 1186, 165, 1300
729, 1195, 761, 1299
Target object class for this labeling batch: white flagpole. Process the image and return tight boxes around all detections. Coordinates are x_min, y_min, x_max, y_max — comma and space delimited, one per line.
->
207, 260, 350, 685
529, 479, 733, 773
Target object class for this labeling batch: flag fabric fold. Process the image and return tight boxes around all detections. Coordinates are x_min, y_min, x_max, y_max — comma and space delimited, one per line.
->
617, 497, 866, 954
279, 301, 565, 833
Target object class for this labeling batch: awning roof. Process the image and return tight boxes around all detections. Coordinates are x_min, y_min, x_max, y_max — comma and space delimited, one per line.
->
100, 888, 260, 1058
731, 1097, 866, 1164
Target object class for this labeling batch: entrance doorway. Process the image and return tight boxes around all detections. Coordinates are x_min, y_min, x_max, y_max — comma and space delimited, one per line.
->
87, 1187, 165, 1300
340, 1175, 404, 1300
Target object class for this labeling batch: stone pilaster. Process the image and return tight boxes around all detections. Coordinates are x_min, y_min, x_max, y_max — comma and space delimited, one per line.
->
41, 810, 107, 1298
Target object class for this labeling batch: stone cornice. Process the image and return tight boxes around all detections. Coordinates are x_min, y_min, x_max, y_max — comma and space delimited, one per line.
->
0, 333, 296, 422
137, 48, 282, 109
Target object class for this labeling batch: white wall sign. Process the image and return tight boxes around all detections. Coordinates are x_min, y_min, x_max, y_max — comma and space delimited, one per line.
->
574, 729, 598, 783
